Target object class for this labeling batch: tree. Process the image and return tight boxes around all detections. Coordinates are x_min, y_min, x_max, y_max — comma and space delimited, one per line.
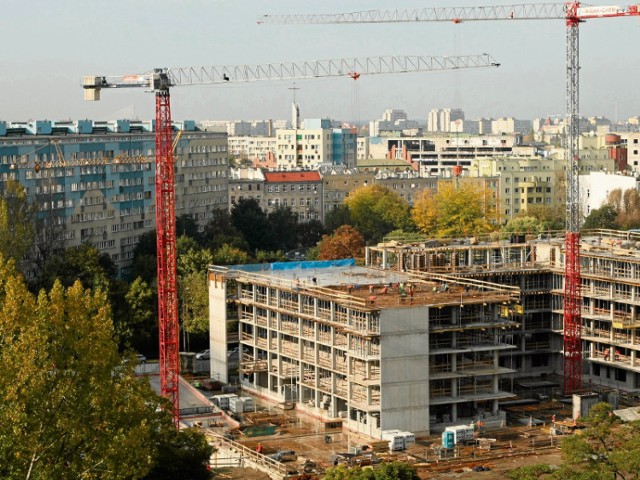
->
345, 185, 412, 243
0, 259, 152, 478
130, 229, 158, 284
582, 204, 619, 230
38, 243, 116, 292
324, 462, 419, 480
297, 219, 326, 249
176, 213, 203, 246
231, 198, 273, 252
202, 209, 249, 252
255, 250, 287, 263
0, 179, 35, 266
501, 216, 548, 236
615, 188, 640, 229
412, 182, 494, 237
524, 204, 565, 231
268, 205, 300, 251
143, 428, 213, 480
177, 236, 214, 278
507, 403, 640, 480
552, 402, 640, 480
318, 225, 364, 260
324, 204, 353, 233
125, 277, 158, 354
213, 244, 251, 265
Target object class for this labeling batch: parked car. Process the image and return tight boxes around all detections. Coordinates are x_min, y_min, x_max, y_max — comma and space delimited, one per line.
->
196, 349, 210, 360
136, 353, 147, 364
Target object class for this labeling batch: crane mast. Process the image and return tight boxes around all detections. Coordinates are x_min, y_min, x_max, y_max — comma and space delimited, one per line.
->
259, 3, 640, 395
83, 54, 499, 425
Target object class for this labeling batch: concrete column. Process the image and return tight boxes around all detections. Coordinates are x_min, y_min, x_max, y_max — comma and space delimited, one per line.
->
452, 402, 458, 422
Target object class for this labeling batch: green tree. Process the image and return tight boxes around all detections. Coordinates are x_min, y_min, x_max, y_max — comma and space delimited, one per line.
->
0, 179, 35, 266
255, 250, 287, 263
0, 259, 153, 478
324, 204, 353, 233
345, 185, 412, 243
412, 183, 494, 237
501, 216, 548, 236
213, 244, 251, 265
177, 236, 214, 278
582, 204, 619, 230
202, 210, 249, 252
297, 219, 326, 249
324, 462, 418, 480
38, 243, 115, 291
231, 198, 273, 252
143, 428, 213, 480
268, 205, 299, 251
176, 213, 203, 245
180, 270, 210, 349
318, 225, 365, 260
125, 277, 158, 354
524, 204, 565, 231
508, 402, 640, 480
130, 229, 158, 284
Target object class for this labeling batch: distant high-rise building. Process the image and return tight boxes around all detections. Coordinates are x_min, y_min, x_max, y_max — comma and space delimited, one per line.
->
428, 108, 464, 132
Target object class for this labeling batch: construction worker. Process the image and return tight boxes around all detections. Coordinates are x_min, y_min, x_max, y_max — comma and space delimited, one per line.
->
256, 443, 263, 454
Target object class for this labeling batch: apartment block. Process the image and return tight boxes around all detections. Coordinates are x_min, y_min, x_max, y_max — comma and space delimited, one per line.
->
368, 134, 516, 177
263, 171, 323, 222
0, 119, 228, 277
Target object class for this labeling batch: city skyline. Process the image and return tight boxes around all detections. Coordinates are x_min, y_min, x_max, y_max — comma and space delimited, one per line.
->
2, 0, 639, 123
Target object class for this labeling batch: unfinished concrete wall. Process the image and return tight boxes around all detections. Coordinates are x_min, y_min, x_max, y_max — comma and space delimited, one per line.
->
209, 273, 230, 384
380, 305, 430, 436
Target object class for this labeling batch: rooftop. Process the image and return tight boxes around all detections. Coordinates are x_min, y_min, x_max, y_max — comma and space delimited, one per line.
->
212, 261, 519, 310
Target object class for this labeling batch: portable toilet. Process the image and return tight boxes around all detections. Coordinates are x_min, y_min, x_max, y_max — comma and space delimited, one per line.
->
442, 430, 455, 449
400, 432, 416, 447
444, 425, 475, 444
381, 430, 405, 451
229, 396, 245, 414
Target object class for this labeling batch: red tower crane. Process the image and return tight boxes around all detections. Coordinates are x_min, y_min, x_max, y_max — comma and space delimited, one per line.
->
83, 54, 500, 424
260, 3, 640, 395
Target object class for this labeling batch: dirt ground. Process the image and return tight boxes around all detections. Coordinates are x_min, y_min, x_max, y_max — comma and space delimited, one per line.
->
213, 451, 564, 480
208, 400, 568, 480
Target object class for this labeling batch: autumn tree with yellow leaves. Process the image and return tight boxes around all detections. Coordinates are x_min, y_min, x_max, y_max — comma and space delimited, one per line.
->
411, 182, 495, 238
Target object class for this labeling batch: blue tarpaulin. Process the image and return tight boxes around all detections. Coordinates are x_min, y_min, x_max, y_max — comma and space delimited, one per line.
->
229, 259, 355, 272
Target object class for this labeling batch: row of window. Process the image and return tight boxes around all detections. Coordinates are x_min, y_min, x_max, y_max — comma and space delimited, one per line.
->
267, 184, 318, 193
70, 210, 116, 223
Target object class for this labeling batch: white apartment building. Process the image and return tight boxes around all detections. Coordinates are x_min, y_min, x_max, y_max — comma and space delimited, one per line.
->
277, 120, 333, 170
580, 171, 639, 217
617, 132, 640, 171
228, 136, 277, 163
491, 117, 532, 135
368, 134, 517, 177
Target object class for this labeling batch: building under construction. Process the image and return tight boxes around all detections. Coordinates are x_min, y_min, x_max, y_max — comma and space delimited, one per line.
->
207, 229, 640, 437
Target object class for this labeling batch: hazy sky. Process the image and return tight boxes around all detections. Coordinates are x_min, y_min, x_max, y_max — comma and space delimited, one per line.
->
1, 0, 639, 124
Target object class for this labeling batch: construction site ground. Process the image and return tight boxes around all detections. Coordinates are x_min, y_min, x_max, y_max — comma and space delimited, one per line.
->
201, 394, 580, 479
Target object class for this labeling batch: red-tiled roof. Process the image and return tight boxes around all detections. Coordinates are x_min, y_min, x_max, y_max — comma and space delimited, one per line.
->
263, 171, 321, 183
